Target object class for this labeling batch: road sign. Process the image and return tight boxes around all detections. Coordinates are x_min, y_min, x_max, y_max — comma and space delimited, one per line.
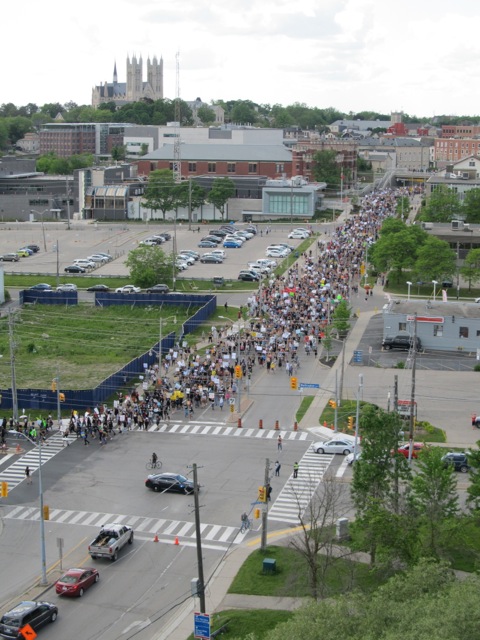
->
299, 383, 320, 389
353, 350, 363, 363
20, 624, 37, 640
229, 397, 236, 405
194, 612, 211, 639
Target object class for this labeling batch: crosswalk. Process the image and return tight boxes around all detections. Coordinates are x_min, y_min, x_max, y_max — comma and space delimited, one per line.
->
138, 420, 310, 441
4, 505, 250, 549
0, 432, 77, 490
268, 449, 335, 524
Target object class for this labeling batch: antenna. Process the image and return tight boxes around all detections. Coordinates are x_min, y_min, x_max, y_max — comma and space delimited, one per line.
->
173, 51, 182, 184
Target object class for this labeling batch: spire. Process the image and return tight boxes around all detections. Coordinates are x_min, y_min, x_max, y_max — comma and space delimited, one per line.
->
113, 60, 118, 84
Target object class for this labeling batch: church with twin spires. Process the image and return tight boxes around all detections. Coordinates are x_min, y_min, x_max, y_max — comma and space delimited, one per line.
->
92, 55, 163, 108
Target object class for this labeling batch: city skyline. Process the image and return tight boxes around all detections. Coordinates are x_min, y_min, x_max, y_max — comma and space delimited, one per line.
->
3, 0, 480, 117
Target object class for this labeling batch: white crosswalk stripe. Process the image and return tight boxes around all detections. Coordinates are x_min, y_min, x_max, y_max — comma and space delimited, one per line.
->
4, 505, 244, 546
0, 433, 77, 489
135, 421, 309, 441
268, 451, 335, 524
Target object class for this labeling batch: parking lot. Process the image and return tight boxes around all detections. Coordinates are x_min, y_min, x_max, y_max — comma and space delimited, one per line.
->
0, 220, 316, 281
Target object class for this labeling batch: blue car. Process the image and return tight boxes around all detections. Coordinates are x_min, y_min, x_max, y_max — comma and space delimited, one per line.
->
223, 240, 242, 248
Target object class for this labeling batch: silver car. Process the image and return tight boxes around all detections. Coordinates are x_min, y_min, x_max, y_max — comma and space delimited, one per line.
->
311, 438, 355, 455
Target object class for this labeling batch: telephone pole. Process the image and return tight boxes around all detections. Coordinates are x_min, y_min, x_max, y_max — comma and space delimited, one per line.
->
408, 315, 417, 463
8, 310, 18, 421
192, 464, 206, 613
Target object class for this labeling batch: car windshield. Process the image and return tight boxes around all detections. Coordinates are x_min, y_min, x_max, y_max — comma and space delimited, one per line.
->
176, 475, 188, 482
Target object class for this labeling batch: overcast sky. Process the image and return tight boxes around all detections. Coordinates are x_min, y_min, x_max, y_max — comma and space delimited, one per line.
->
3, 0, 479, 118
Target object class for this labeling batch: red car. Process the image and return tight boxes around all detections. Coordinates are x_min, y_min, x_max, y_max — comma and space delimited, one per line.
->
55, 567, 99, 597
394, 442, 425, 459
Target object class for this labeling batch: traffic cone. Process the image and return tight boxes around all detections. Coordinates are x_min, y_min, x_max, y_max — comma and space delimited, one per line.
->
237, 418, 242, 428
15, 444, 21, 454
174, 536, 179, 546
274, 420, 279, 430
153, 533, 159, 543
293, 421, 298, 431
259, 419, 263, 429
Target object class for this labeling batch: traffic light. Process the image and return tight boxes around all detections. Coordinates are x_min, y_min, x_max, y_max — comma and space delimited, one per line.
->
235, 365, 242, 379
258, 486, 266, 503
1, 481, 8, 498
59, 393, 65, 402
290, 376, 298, 390
254, 508, 261, 519
328, 399, 337, 409
51, 380, 57, 392
43, 505, 50, 520
348, 416, 354, 430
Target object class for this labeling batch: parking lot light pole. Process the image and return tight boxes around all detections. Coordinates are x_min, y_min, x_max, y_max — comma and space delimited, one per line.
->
432, 280, 438, 302
406, 281, 412, 301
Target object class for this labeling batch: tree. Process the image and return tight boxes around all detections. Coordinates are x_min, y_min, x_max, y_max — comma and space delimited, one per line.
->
111, 145, 126, 162
409, 447, 459, 558
125, 245, 175, 288
370, 228, 420, 282
466, 440, 480, 515
414, 236, 456, 282
331, 299, 351, 337
142, 169, 183, 220
176, 180, 206, 220
311, 149, 342, 187
0, 120, 8, 149
207, 177, 235, 220
5, 116, 32, 143
196, 105, 216, 125
40, 102, 65, 118
463, 188, 480, 223
460, 248, 480, 290
230, 100, 258, 124
421, 185, 463, 222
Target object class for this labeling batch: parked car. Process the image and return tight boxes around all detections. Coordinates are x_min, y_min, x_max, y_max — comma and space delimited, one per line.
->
26, 244, 40, 253
224, 240, 243, 248
225, 234, 244, 244
16, 248, 32, 257
201, 235, 222, 244
179, 250, 200, 260
198, 240, 218, 248
209, 229, 228, 238
178, 254, 195, 265
95, 252, 112, 261
200, 254, 223, 264
288, 230, 309, 239
145, 472, 195, 494
115, 285, 141, 294
146, 284, 170, 294
158, 232, 171, 241
56, 283, 77, 292
393, 442, 425, 459
0, 253, 20, 262
87, 284, 110, 292
346, 451, 362, 465
311, 438, 355, 455
0, 601, 58, 637
266, 248, 288, 258
140, 238, 161, 246
293, 227, 312, 236
175, 260, 189, 270
73, 259, 95, 269
88, 255, 109, 264
233, 230, 253, 240
382, 335, 422, 351
55, 567, 99, 597
29, 283, 52, 291
442, 452, 470, 472
64, 265, 86, 273
238, 270, 260, 281
210, 249, 226, 259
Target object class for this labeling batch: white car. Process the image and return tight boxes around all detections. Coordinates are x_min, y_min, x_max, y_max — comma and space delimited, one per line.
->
95, 252, 112, 262
115, 285, 141, 294
176, 260, 189, 270
210, 249, 226, 259
266, 248, 288, 258
266, 245, 291, 254
249, 263, 271, 275
346, 451, 362, 465
293, 227, 312, 236
56, 283, 77, 292
233, 231, 253, 240
73, 259, 95, 269
311, 438, 356, 455
140, 239, 158, 246
225, 235, 244, 244
255, 258, 277, 268
177, 254, 195, 265
288, 230, 309, 239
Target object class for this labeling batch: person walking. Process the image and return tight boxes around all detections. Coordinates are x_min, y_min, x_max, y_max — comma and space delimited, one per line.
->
293, 461, 299, 478
277, 435, 282, 451
25, 466, 32, 484
275, 460, 281, 476
267, 485, 272, 502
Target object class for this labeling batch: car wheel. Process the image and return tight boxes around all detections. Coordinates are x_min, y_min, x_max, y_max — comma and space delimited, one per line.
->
95, 573, 100, 582
78, 588, 84, 597
343, 449, 351, 455
50, 611, 57, 623
91, 555, 97, 560
153, 485, 160, 492
384, 345, 391, 350
128, 533, 134, 544
460, 465, 469, 473
316, 448, 325, 454
111, 550, 118, 562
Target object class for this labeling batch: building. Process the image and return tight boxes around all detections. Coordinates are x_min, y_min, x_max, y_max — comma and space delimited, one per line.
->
76, 164, 141, 220
358, 138, 433, 171
185, 98, 224, 126
382, 299, 480, 353
425, 157, 480, 203
39, 123, 135, 158
434, 138, 480, 164
16, 132, 40, 154
441, 125, 480, 138
92, 56, 163, 108
291, 140, 358, 186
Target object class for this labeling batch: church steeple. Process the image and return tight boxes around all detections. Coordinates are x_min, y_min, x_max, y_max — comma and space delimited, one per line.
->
113, 61, 118, 84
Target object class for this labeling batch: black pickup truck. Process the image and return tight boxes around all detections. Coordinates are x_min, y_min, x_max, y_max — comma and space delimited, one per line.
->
382, 335, 422, 351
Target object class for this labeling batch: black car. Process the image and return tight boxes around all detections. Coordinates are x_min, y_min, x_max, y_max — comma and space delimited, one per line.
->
201, 235, 222, 244
64, 265, 86, 274
0, 600, 58, 638
26, 244, 40, 253
209, 229, 228, 238
87, 284, 111, 292
146, 284, 170, 293
200, 255, 223, 264
382, 335, 422, 351
29, 283, 52, 291
158, 232, 171, 241
442, 452, 470, 473
145, 473, 194, 494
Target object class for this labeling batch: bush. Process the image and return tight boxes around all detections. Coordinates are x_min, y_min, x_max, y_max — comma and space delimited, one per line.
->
474, 364, 480, 372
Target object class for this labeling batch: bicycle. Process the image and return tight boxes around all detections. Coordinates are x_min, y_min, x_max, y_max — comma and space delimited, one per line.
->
146, 460, 163, 471
240, 516, 251, 533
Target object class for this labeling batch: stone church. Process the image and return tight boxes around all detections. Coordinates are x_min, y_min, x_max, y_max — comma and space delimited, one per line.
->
92, 55, 163, 108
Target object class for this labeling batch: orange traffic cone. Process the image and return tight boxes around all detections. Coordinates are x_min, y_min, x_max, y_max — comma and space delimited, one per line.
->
153, 533, 159, 543
174, 536, 179, 546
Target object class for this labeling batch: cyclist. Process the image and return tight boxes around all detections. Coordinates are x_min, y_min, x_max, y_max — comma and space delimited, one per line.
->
152, 452, 158, 467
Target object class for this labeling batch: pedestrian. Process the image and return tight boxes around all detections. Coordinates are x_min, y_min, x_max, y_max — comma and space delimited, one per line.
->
267, 485, 272, 502
277, 435, 282, 451
275, 460, 281, 476
25, 466, 32, 484
293, 461, 299, 478
84, 431, 90, 446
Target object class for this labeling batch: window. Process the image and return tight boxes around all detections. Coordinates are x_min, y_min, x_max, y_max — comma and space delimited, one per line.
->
268, 193, 309, 215
275, 163, 284, 173
433, 324, 443, 336
188, 162, 197, 172
227, 163, 236, 173
208, 163, 216, 173
398, 323, 407, 331
248, 163, 257, 173
459, 327, 469, 339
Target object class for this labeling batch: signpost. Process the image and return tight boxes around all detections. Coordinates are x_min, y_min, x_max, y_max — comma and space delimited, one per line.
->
299, 383, 320, 389
194, 612, 210, 639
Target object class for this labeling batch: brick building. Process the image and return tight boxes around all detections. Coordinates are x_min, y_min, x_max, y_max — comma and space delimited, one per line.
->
39, 123, 134, 158
434, 138, 480, 164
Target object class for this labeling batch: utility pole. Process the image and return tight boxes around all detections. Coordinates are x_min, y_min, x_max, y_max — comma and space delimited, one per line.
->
408, 315, 417, 463
260, 457, 270, 552
56, 241, 60, 289
334, 369, 338, 433
188, 178, 192, 231
56, 368, 61, 426
66, 176, 71, 230
192, 463, 206, 613
353, 374, 363, 461
338, 337, 346, 407
393, 374, 398, 413
8, 310, 18, 422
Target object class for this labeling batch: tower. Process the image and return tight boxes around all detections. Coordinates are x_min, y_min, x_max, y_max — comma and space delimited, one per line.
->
126, 55, 143, 102
113, 61, 118, 84
147, 56, 163, 99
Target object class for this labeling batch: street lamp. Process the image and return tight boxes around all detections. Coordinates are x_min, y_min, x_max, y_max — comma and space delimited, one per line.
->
219, 316, 242, 413
16, 431, 48, 586
30, 208, 50, 252
432, 280, 438, 302
406, 281, 412, 301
